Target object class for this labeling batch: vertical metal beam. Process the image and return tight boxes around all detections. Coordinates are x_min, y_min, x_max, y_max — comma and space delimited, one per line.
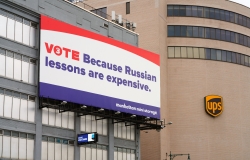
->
136, 127, 141, 160
108, 118, 114, 160
35, 97, 42, 160
75, 112, 81, 160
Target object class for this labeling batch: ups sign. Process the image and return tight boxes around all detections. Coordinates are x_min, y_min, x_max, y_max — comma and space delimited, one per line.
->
205, 95, 223, 117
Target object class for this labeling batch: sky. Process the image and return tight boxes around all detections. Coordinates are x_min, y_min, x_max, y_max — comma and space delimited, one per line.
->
229, 0, 250, 8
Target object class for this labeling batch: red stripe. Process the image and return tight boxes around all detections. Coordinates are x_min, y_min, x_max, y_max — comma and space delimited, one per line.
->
40, 15, 160, 66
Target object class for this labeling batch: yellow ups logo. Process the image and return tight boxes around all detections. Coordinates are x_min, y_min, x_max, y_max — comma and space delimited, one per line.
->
205, 95, 223, 117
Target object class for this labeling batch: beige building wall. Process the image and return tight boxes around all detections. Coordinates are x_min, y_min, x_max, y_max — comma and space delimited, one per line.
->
78, 0, 250, 159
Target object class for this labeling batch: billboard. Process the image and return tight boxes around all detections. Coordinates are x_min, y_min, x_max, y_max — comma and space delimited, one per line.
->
39, 15, 160, 119
78, 133, 98, 144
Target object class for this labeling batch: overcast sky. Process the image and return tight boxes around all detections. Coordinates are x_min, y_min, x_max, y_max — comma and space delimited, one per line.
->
229, 0, 250, 8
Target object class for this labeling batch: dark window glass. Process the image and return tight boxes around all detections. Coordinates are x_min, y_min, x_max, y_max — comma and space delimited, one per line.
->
181, 26, 187, 37
8, 13, 15, 19
186, 6, 192, 16
174, 5, 179, 16
13, 92, 20, 98
210, 28, 215, 39
168, 26, 175, 37
225, 11, 230, 22
239, 15, 243, 25
247, 18, 250, 28
240, 34, 244, 45
222, 51, 227, 61
42, 136, 47, 141
4, 130, 11, 136
28, 134, 34, 139
0, 48, 5, 55
241, 54, 245, 65
16, 16, 22, 23
187, 26, 192, 37
248, 37, 250, 47
49, 137, 55, 142
199, 27, 204, 38
12, 132, 19, 137
211, 49, 216, 60
227, 51, 231, 62
205, 28, 210, 39
245, 56, 248, 66
236, 53, 241, 64
243, 16, 247, 27
167, 5, 173, 16
226, 31, 230, 42
235, 33, 239, 44
23, 19, 30, 25
221, 30, 225, 41
21, 94, 28, 100
174, 26, 180, 36
179, 6, 186, 16
244, 36, 248, 46
0, 9, 7, 17
5, 90, 12, 96
216, 29, 220, 40
215, 9, 220, 20
20, 133, 27, 138
197, 7, 203, 17
56, 138, 61, 143
63, 140, 68, 144
209, 8, 215, 19
220, 10, 225, 21
126, 2, 130, 14
230, 12, 234, 23
217, 50, 222, 61
232, 52, 236, 63
0, 89, 3, 94
231, 32, 235, 43
234, 13, 238, 24
193, 27, 198, 37
204, 7, 209, 18
205, 48, 211, 59
192, 6, 197, 17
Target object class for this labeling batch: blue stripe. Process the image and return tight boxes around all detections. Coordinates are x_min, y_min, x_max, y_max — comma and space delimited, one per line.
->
39, 82, 160, 119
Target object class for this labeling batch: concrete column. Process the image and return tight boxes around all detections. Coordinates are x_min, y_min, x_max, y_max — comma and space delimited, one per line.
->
75, 114, 81, 160
108, 119, 114, 160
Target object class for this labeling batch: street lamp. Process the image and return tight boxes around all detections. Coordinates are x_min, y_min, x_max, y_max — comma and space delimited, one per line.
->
169, 151, 190, 160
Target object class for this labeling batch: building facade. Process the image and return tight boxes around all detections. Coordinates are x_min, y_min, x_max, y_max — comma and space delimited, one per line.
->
79, 0, 250, 159
0, 0, 144, 160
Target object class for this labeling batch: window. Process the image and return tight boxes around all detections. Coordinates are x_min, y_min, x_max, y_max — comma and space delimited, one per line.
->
211, 49, 216, 60
0, 89, 35, 122
220, 10, 225, 21
42, 108, 75, 130
167, 5, 173, 16
0, 9, 37, 47
209, 8, 214, 19
168, 46, 250, 68
173, 5, 179, 16
126, 2, 130, 14
230, 12, 234, 23
0, 130, 34, 159
114, 147, 135, 160
179, 6, 186, 16
215, 9, 220, 20
168, 26, 174, 37
197, 7, 203, 17
81, 115, 107, 135
0, 48, 36, 84
186, 6, 192, 16
42, 136, 74, 160
181, 26, 186, 37
168, 47, 174, 58
216, 29, 220, 40
192, 6, 197, 17
167, 25, 250, 49
199, 27, 204, 38
225, 11, 230, 22
167, 5, 250, 30
193, 27, 198, 37
114, 121, 135, 140
187, 27, 192, 37
174, 26, 180, 37
81, 144, 108, 160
